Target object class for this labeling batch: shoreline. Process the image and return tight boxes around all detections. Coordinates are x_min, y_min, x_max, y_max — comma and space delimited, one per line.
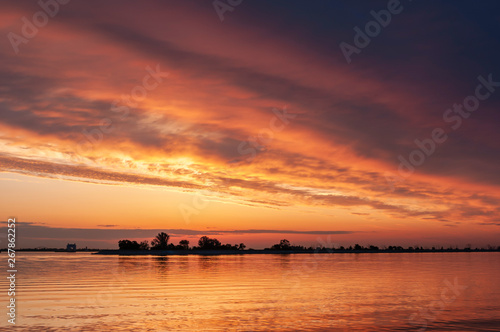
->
93, 249, 500, 256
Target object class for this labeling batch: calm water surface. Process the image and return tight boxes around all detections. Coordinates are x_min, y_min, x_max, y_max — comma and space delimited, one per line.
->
1, 252, 499, 331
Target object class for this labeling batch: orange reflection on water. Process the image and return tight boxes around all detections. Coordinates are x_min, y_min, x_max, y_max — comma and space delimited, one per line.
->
2, 252, 499, 331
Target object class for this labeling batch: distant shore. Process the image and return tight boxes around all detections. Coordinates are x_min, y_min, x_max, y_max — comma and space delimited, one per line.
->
4, 248, 498, 255
94, 248, 500, 256
0, 248, 100, 252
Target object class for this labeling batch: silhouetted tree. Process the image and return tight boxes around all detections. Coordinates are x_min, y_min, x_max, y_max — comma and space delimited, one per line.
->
179, 240, 190, 250
238, 243, 246, 250
151, 232, 170, 250
280, 239, 291, 249
139, 240, 150, 250
271, 239, 291, 250
118, 239, 140, 250
198, 236, 222, 249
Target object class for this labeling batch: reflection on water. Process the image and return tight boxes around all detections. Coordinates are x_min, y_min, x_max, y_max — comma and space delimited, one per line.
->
0, 252, 499, 331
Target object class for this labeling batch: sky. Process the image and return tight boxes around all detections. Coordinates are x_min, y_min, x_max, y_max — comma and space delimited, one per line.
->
1, 0, 500, 249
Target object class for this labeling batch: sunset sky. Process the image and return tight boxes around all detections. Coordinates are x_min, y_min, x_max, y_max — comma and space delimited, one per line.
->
1, 0, 500, 249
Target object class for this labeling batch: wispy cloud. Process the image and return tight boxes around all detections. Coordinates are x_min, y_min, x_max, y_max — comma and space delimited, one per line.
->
0, 222, 356, 248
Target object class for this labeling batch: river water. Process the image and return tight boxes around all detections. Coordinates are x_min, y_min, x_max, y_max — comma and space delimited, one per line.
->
1, 252, 499, 331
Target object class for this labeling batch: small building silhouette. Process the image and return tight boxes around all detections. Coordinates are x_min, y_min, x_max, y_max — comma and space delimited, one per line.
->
66, 243, 76, 252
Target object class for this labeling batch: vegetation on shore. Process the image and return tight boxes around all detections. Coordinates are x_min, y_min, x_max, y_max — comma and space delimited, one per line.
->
4, 233, 499, 252
117, 233, 500, 252
118, 233, 246, 251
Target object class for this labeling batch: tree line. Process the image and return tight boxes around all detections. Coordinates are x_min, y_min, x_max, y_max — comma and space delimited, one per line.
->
118, 233, 500, 252
118, 232, 246, 251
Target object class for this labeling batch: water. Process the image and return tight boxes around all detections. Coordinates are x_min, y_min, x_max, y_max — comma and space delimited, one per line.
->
1, 252, 499, 331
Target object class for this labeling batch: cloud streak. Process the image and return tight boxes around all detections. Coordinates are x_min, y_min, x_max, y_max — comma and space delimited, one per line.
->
0, 222, 356, 248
